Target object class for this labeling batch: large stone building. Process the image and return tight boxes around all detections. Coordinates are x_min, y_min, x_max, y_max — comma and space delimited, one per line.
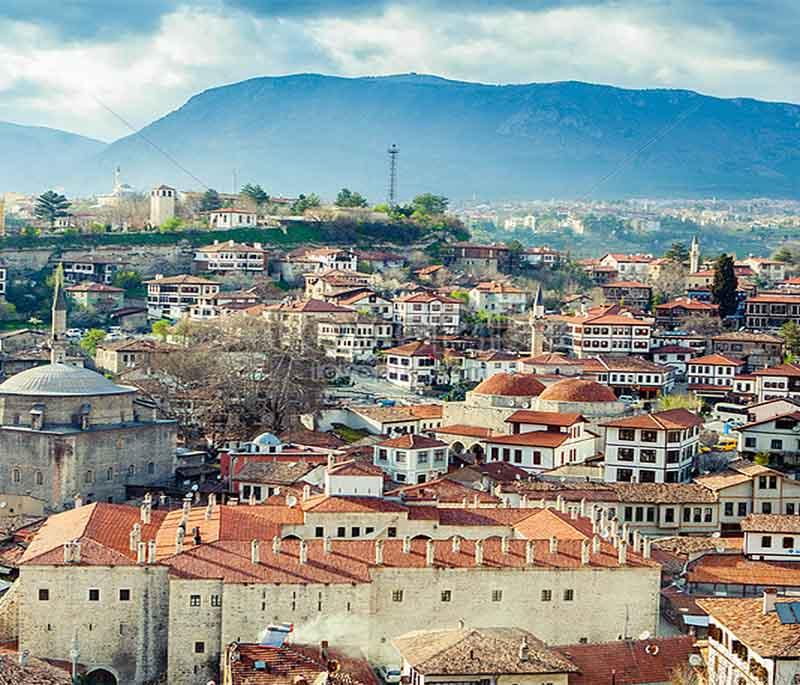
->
0, 363, 177, 511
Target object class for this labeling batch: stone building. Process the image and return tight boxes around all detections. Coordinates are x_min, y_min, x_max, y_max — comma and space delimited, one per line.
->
0, 363, 176, 511
17, 499, 661, 685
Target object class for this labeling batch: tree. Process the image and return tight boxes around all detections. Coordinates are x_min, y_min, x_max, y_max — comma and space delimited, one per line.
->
710, 254, 738, 318
241, 184, 269, 206
335, 188, 368, 208
663, 241, 689, 264
79, 328, 106, 356
159, 217, 183, 233
151, 320, 171, 341
34, 191, 71, 228
291, 193, 321, 214
412, 193, 448, 216
200, 189, 222, 212
650, 261, 687, 300
773, 245, 796, 263
780, 321, 800, 359
112, 270, 143, 293
656, 393, 702, 412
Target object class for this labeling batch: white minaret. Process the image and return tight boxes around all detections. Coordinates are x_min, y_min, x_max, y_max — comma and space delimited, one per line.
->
150, 185, 176, 227
689, 235, 700, 274
529, 284, 546, 357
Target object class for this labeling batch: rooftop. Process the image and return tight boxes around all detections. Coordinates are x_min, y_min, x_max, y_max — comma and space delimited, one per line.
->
601, 408, 703, 430
0, 363, 135, 397
741, 513, 800, 533
538, 378, 617, 403
472, 373, 545, 397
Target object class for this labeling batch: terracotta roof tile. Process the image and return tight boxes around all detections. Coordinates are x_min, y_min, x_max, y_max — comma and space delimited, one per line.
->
741, 513, 800, 533
505, 410, 585, 426
472, 373, 546, 397
601, 409, 704, 430
375, 434, 447, 449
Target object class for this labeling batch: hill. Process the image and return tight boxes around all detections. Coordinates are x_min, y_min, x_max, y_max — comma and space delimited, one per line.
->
16, 74, 800, 199
0, 122, 106, 194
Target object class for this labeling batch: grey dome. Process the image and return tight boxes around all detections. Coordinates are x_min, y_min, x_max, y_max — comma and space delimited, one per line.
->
0, 363, 135, 397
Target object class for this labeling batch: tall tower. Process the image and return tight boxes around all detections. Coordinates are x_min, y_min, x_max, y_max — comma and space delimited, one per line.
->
150, 185, 176, 227
50, 264, 68, 364
689, 235, 700, 274
113, 165, 122, 193
529, 284, 546, 357
387, 144, 399, 207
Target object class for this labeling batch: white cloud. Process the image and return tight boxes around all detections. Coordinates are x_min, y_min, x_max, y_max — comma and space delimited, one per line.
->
0, 2, 797, 140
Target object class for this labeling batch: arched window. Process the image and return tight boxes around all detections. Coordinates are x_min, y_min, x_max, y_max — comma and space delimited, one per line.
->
147, 462, 155, 475
35, 471, 43, 485
12, 468, 20, 483
107, 467, 114, 481
127, 464, 135, 477
85, 470, 94, 484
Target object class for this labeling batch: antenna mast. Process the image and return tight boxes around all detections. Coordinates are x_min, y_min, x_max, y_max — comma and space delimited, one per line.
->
387, 144, 399, 207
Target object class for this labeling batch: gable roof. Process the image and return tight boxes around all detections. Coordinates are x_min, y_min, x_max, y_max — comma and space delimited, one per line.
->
601, 408, 703, 430
375, 434, 447, 450
505, 410, 584, 427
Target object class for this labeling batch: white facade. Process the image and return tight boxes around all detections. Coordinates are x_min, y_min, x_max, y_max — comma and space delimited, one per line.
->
317, 319, 394, 362
145, 275, 221, 320
208, 208, 257, 228
393, 295, 462, 337
149, 185, 176, 227
193, 240, 267, 273
468, 283, 528, 315
373, 436, 449, 484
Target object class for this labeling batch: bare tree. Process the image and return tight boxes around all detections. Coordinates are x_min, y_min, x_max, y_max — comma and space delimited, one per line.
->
651, 261, 688, 300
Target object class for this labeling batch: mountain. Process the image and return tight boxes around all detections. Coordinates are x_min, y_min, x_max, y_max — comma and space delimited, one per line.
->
0, 122, 106, 194
52, 74, 800, 199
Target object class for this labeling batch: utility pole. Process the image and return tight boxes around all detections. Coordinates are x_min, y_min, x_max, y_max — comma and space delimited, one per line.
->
387, 144, 399, 208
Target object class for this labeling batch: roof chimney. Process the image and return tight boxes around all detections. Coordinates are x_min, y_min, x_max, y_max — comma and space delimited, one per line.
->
526, 540, 535, 566
251, 540, 260, 564
569, 506, 578, 520
74, 494, 83, 509
140, 502, 151, 524
632, 530, 642, 554
320, 640, 329, 663
175, 531, 184, 555
426, 539, 435, 566
643, 537, 652, 559
474, 539, 484, 566
520, 494, 528, 508
205, 501, 213, 521
579, 498, 587, 517
593, 535, 601, 555
375, 539, 384, 565
249, 491, 257, 506
618, 541, 627, 565
323, 536, 332, 553
549, 536, 558, 555
299, 540, 308, 565
610, 517, 619, 538
137, 541, 146, 565
451, 536, 462, 553
581, 538, 590, 566
763, 588, 778, 615
147, 540, 156, 564
272, 536, 281, 556
518, 636, 529, 662
192, 526, 202, 545
129, 523, 141, 552
402, 536, 411, 554
302, 484, 311, 501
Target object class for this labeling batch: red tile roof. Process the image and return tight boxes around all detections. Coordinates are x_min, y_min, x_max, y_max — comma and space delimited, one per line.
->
433, 424, 499, 439
538, 378, 617, 403
375, 434, 447, 449
484, 431, 570, 448
688, 552, 800, 587
472, 373, 546, 397
383, 341, 441, 358
505, 410, 585, 427
601, 408, 704, 430
688, 353, 744, 366
555, 637, 696, 685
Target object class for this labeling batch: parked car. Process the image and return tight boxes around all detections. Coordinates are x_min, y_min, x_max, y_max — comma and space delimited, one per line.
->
377, 665, 402, 684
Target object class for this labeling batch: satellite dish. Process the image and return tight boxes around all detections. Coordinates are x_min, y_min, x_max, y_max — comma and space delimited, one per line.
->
191, 484, 199, 492
688, 654, 703, 667
638, 631, 651, 641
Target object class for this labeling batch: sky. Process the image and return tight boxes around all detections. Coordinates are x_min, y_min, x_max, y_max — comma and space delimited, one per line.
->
0, 0, 798, 141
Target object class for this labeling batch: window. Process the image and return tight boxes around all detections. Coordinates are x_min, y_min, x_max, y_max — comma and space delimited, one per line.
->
441, 590, 452, 602
190, 594, 201, 607
35, 471, 43, 485
640, 449, 657, 463
683, 507, 691, 523
724, 502, 733, 516
770, 439, 784, 450
783, 537, 795, 549
315, 526, 324, 537
664, 508, 675, 523
745, 437, 756, 448
337, 526, 346, 537
491, 590, 503, 602
618, 448, 634, 462
619, 429, 635, 441
761, 536, 773, 548
737, 502, 747, 517
85, 470, 93, 484
563, 589, 574, 601
392, 590, 404, 602
119, 589, 131, 601
387, 527, 397, 538
106, 467, 113, 481
541, 589, 552, 602
639, 470, 656, 483
351, 527, 361, 538
641, 430, 658, 443
38, 588, 49, 601
763, 502, 773, 514
88, 589, 100, 602
788, 503, 796, 515
616, 468, 633, 482
194, 641, 205, 654
211, 594, 221, 607
147, 462, 155, 475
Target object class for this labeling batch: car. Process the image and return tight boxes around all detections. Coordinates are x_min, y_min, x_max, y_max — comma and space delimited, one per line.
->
377, 665, 402, 684
65, 328, 83, 338
618, 395, 636, 404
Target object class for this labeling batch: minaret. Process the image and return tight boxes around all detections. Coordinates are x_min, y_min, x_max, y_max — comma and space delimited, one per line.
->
113, 165, 122, 193
529, 283, 546, 357
50, 264, 68, 364
689, 235, 700, 274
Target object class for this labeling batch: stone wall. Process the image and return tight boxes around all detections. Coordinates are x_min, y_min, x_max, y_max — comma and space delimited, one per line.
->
0, 581, 19, 641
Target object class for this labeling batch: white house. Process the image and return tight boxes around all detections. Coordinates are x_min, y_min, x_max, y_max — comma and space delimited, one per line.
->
317, 317, 394, 362
738, 409, 800, 466
468, 281, 528, 315
602, 408, 703, 484
687, 353, 745, 399
598, 253, 654, 279
752, 363, 800, 403
373, 433, 449, 484
384, 341, 442, 390
324, 459, 385, 497
334, 289, 393, 320
193, 240, 268, 274
144, 274, 221, 320
393, 293, 462, 337
742, 514, 800, 561
207, 208, 257, 228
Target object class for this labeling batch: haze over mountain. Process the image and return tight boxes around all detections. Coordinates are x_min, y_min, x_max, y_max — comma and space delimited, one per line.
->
7, 74, 800, 200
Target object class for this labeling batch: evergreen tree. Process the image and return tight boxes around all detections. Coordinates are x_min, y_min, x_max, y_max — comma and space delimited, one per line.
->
241, 184, 269, 206
34, 190, 71, 228
664, 241, 689, 264
711, 254, 738, 317
200, 188, 222, 212
335, 188, 368, 208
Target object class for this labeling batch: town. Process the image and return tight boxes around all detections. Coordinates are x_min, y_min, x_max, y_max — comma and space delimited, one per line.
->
0, 174, 799, 685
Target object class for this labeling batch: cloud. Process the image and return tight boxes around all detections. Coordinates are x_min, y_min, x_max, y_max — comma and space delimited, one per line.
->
0, 0, 797, 140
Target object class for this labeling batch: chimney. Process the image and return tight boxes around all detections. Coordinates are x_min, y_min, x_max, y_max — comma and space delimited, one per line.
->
621, 523, 630, 543
525, 540, 535, 565
592, 535, 601, 555
632, 530, 642, 554
618, 541, 627, 565
426, 539, 435, 566
549, 536, 558, 555
610, 517, 619, 538
299, 540, 308, 565
763, 588, 778, 615
375, 539, 384, 565
320, 640, 330, 663
251, 540, 260, 564
74, 494, 83, 509
581, 538, 590, 566
129, 523, 142, 552
462, 495, 468, 507
208, 493, 216, 508
205, 501, 213, 521
452, 536, 462, 553
192, 527, 202, 546
474, 540, 484, 566
147, 540, 156, 564
140, 502, 151, 524
323, 536, 332, 553
302, 484, 311, 501
159, 493, 168, 507
591, 518, 599, 535
579, 498, 587, 517
555, 495, 564, 511
183, 495, 192, 514
175, 531, 184, 555
18, 650, 29, 667
249, 492, 256, 506
518, 636, 529, 662
327, 454, 335, 469
472, 494, 480, 508
520, 494, 528, 508
137, 541, 146, 565
569, 506, 578, 521
72, 541, 81, 563
643, 537, 652, 559
63, 542, 72, 564
402, 536, 411, 554
272, 536, 281, 556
